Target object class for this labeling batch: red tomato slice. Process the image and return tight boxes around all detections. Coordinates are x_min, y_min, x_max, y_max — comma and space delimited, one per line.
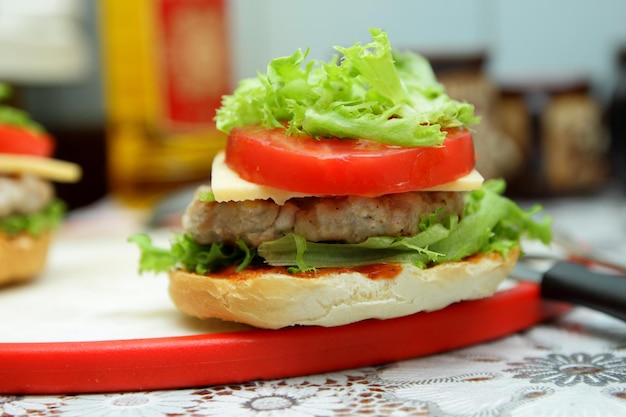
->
225, 126, 475, 196
0, 124, 54, 157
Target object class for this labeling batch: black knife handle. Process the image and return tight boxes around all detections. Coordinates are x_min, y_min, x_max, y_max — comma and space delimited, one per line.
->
542, 261, 626, 321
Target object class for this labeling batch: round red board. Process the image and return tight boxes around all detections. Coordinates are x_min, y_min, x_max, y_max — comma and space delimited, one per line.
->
0, 281, 568, 394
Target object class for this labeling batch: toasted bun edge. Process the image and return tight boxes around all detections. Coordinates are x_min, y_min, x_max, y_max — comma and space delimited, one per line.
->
168, 248, 520, 329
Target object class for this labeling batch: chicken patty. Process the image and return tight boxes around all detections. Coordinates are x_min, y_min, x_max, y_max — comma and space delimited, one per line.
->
182, 185, 466, 247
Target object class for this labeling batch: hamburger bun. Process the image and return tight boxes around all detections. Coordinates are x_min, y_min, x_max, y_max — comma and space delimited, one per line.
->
168, 248, 519, 329
0, 232, 52, 286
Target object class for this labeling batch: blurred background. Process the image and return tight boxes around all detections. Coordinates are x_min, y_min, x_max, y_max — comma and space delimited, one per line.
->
3, 0, 626, 211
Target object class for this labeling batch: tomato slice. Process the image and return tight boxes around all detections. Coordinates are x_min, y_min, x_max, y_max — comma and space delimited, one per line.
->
0, 124, 54, 157
225, 126, 475, 196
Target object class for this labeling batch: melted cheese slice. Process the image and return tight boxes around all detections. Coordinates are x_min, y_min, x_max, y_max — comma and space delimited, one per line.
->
0, 155, 82, 182
423, 169, 484, 191
212, 152, 310, 205
211, 151, 483, 205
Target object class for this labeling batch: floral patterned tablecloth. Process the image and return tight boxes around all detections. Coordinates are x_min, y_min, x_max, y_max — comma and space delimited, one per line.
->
3, 187, 626, 417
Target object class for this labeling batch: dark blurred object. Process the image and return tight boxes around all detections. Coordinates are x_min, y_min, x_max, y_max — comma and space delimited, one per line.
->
50, 127, 107, 211
498, 77, 610, 197
608, 46, 626, 191
429, 51, 524, 181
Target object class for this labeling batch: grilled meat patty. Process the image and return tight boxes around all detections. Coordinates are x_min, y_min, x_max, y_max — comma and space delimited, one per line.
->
182, 185, 466, 248
0, 174, 54, 217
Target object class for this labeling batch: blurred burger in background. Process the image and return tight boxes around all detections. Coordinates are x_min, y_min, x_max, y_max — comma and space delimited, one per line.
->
0, 84, 81, 285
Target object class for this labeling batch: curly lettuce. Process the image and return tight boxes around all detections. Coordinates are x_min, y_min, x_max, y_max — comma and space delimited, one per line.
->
215, 28, 477, 147
130, 180, 551, 274
0, 199, 66, 236
0, 83, 45, 132
129, 233, 256, 275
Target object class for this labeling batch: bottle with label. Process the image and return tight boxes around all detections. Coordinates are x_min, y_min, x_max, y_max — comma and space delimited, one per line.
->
99, 0, 230, 207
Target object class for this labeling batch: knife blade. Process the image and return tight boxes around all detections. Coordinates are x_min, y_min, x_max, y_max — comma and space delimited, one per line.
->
511, 260, 626, 322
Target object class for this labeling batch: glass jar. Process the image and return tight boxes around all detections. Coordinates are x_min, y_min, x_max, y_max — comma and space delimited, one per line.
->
498, 76, 610, 197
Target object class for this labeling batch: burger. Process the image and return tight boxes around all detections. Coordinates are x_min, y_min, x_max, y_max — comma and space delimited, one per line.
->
0, 84, 81, 285
131, 28, 551, 329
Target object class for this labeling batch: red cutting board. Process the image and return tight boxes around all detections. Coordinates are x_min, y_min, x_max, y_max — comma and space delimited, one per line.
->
0, 280, 568, 394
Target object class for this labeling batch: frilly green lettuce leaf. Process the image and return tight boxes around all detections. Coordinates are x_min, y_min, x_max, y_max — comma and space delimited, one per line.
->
129, 233, 256, 275
215, 28, 477, 147
0, 199, 65, 236
0, 83, 45, 132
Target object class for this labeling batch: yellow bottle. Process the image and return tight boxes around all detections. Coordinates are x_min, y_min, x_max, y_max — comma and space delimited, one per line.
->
99, 0, 230, 207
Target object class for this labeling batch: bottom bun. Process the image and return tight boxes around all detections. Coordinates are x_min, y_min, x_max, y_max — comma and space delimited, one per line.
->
168, 248, 520, 329
0, 232, 53, 286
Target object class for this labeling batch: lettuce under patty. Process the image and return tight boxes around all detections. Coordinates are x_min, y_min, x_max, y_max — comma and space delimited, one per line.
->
0, 199, 66, 236
130, 180, 551, 275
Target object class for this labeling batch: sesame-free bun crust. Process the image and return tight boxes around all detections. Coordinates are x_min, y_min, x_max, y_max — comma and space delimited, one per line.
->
168, 248, 519, 329
0, 232, 52, 286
